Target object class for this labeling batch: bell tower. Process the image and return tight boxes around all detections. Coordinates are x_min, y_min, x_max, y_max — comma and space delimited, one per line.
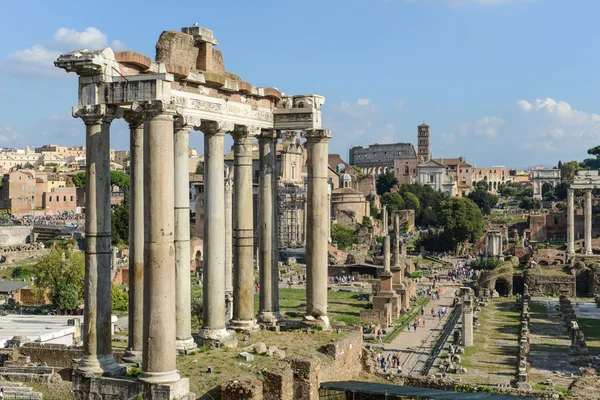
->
417, 123, 430, 162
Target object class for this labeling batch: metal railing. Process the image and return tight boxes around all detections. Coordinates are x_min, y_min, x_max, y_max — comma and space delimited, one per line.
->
420, 304, 462, 376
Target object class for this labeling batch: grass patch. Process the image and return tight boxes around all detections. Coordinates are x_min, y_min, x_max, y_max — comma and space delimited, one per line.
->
383, 297, 430, 343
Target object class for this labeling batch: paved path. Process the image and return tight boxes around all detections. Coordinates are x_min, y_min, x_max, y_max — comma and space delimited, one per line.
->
383, 282, 460, 375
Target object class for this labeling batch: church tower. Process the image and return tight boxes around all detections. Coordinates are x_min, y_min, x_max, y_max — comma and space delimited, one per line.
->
417, 123, 430, 162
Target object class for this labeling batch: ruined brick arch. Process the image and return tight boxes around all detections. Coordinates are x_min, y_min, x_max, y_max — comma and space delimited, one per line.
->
494, 277, 512, 296
190, 238, 203, 274
538, 260, 549, 267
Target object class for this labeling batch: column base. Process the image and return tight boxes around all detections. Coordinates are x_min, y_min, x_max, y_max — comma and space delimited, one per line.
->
176, 337, 198, 353
73, 374, 194, 400
138, 369, 181, 385
77, 354, 125, 377
197, 327, 238, 348
256, 311, 286, 327
121, 349, 142, 365
229, 319, 259, 332
301, 315, 330, 330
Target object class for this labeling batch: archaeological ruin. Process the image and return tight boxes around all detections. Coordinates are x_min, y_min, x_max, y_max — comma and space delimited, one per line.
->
55, 24, 331, 399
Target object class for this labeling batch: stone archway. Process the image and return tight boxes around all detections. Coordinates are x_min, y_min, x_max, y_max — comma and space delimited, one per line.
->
495, 278, 509, 296
576, 269, 592, 297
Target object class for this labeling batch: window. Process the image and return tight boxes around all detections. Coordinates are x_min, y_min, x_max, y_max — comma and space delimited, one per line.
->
63, 196, 66, 201
429, 174, 434, 183
404, 166, 409, 174
22, 185, 26, 191
70, 196, 74, 201
49, 196, 52, 202
56, 196, 59, 201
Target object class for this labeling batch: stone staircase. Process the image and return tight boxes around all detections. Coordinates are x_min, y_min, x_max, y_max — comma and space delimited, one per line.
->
0, 381, 43, 399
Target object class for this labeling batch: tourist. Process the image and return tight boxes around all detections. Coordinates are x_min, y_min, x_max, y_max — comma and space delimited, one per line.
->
412, 322, 418, 331
0, 387, 4, 399
420, 305, 424, 316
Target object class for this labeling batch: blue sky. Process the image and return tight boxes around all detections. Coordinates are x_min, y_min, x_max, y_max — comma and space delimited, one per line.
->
1, 0, 599, 169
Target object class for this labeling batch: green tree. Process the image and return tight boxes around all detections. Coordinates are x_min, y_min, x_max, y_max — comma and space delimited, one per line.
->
11, 267, 31, 280
380, 192, 405, 212
110, 170, 130, 193
468, 181, 498, 215
331, 224, 358, 250
560, 160, 581, 184
554, 181, 568, 200
34, 245, 85, 312
112, 185, 130, 246
111, 283, 129, 311
376, 171, 398, 195
72, 172, 86, 188
520, 185, 533, 198
437, 197, 484, 251
541, 182, 554, 200
195, 161, 204, 175
519, 197, 543, 211
403, 192, 420, 212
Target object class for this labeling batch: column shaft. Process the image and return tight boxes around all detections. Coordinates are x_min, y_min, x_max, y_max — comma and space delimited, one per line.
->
257, 132, 277, 324
303, 129, 332, 327
123, 116, 144, 363
174, 123, 196, 351
567, 189, 574, 254
393, 214, 401, 267
231, 130, 257, 330
585, 190, 593, 255
77, 106, 121, 376
140, 109, 179, 383
224, 175, 233, 321
383, 236, 391, 272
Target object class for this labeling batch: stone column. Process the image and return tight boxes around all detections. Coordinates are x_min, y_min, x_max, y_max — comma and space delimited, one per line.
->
122, 112, 144, 364
567, 188, 575, 254
74, 105, 122, 377
383, 236, 391, 272
393, 213, 401, 267
139, 103, 179, 383
257, 129, 280, 325
224, 172, 233, 322
174, 118, 197, 352
199, 121, 235, 345
585, 189, 593, 255
302, 129, 332, 328
230, 126, 258, 331
461, 287, 473, 346
382, 205, 388, 236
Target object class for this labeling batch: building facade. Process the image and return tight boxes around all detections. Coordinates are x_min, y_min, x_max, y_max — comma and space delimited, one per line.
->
416, 159, 456, 196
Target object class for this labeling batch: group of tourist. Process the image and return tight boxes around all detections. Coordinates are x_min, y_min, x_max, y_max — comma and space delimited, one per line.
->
330, 275, 356, 284
375, 352, 402, 374
419, 286, 443, 300
9, 214, 83, 227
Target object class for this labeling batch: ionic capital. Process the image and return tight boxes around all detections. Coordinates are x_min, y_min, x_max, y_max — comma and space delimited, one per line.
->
301, 129, 332, 141
141, 100, 177, 119
258, 128, 278, 141
198, 120, 233, 135
72, 104, 123, 125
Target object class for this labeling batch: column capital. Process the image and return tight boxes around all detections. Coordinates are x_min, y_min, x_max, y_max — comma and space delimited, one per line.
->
301, 129, 332, 140
174, 114, 202, 131
198, 120, 233, 135
232, 124, 260, 141
141, 100, 177, 119
123, 111, 144, 130
73, 104, 123, 125
258, 128, 278, 141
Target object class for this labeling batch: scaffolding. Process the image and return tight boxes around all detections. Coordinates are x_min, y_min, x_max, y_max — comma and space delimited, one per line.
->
277, 183, 306, 249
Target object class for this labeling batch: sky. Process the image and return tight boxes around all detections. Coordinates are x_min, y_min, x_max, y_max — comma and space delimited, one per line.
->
1, 0, 599, 169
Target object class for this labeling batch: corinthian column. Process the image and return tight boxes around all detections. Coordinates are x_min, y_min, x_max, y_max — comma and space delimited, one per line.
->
230, 125, 258, 331
224, 171, 233, 322
302, 129, 332, 329
199, 121, 236, 345
393, 213, 401, 267
139, 102, 179, 384
585, 189, 593, 255
74, 104, 122, 376
174, 117, 197, 352
257, 129, 281, 325
567, 188, 574, 254
122, 111, 144, 364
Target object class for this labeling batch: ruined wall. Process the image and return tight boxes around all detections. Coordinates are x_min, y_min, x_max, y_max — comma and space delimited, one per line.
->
524, 270, 575, 297
18, 343, 124, 370
529, 212, 600, 242
0, 226, 33, 246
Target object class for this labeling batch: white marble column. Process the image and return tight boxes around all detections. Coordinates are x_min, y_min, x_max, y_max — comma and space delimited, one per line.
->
585, 189, 593, 255
199, 121, 235, 344
302, 129, 332, 328
174, 118, 197, 352
74, 105, 122, 377
139, 103, 179, 384
122, 112, 144, 364
230, 126, 258, 330
567, 188, 574, 254
224, 172, 233, 322
382, 205, 388, 236
257, 129, 281, 325
393, 213, 400, 267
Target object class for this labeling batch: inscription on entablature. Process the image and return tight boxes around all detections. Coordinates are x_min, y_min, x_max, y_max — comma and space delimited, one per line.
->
274, 113, 314, 122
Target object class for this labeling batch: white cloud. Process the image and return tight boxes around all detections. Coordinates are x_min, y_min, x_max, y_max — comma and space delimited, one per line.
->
393, 100, 405, 111
530, 97, 600, 125
441, 133, 455, 143
517, 99, 532, 112
474, 116, 504, 137
0, 127, 26, 145
2, 27, 125, 78
356, 98, 371, 106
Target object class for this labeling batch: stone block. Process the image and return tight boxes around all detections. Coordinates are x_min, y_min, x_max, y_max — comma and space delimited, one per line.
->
253, 342, 267, 355
239, 352, 254, 362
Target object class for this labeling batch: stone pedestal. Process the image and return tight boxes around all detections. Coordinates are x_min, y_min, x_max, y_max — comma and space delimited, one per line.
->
302, 129, 332, 329
199, 121, 236, 346
461, 287, 474, 347
123, 113, 144, 364
74, 105, 123, 377
73, 374, 195, 400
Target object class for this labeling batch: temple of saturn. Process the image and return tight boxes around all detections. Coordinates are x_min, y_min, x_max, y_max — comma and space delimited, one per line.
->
567, 170, 600, 255
55, 25, 331, 399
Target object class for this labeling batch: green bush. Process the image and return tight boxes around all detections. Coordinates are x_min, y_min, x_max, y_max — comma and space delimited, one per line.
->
469, 258, 504, 271
331, 224, 358, 250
